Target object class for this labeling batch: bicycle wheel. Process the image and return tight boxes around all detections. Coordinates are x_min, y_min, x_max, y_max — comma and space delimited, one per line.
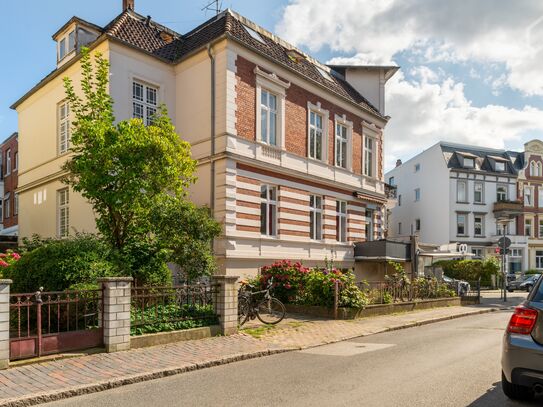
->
256, 297, 285, 325
238, 295, 250, 326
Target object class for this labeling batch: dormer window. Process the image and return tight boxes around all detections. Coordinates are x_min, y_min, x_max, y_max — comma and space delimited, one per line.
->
463, 158, 474, 168
58, 30, 76, 61
495, 161, 505, 172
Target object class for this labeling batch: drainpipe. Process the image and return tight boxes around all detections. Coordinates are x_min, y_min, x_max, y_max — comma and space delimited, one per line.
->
207, 44, 216, 213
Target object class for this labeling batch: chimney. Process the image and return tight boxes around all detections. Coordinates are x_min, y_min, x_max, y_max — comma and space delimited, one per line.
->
123, 0, 134, 10
396, 159, 402, 167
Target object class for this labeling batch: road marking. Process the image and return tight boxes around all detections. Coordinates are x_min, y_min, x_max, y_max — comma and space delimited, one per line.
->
300, 342, 395, 357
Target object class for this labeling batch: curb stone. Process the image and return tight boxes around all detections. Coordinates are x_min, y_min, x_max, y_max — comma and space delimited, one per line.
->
0, 307, 498, 407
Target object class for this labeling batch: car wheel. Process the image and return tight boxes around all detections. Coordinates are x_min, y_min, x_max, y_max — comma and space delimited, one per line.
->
526, 285, 532, 292
502, 371, 533, 401
507, 289, 513, 293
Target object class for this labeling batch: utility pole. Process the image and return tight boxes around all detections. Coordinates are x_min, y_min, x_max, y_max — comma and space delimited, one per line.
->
202, 0, 222, 15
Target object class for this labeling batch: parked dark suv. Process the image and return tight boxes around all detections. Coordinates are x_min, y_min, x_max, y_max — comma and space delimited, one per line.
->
502, 274, 543, 400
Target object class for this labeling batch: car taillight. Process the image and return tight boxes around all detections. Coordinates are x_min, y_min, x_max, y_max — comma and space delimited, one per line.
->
507, 306, 538, 335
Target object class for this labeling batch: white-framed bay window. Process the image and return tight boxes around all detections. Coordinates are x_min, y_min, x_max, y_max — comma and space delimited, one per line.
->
307, 102, 329, 162
336, 200, 347, 242
132, 80, 158, 126
309, 195, 323, 240
254, 67, 289, 148
334, 114, 353, 170
260, 185, 277, 236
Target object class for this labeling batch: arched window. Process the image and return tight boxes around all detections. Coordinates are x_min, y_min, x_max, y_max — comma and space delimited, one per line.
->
537, 162, 542, 177
530, 161, 536, 176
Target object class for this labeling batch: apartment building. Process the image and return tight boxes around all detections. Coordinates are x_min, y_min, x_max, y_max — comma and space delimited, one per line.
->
12, 1, 397, 277
0, 133, 18, 236
517, 139, 543, 270
386, 141, 528, 273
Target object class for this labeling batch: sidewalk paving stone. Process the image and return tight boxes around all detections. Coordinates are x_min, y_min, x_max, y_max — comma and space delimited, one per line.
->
0, 301, 511, 407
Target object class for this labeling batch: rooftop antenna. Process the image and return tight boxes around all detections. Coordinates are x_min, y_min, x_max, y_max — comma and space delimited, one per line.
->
202, 0, 223, 15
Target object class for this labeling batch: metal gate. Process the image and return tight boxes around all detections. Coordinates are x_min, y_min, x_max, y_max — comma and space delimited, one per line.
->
9, 288, 103, 360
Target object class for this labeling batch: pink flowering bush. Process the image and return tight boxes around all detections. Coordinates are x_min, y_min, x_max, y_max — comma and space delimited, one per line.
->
0, 250, 20, 270
253, 260, 367, 309
252, 260, 309, 303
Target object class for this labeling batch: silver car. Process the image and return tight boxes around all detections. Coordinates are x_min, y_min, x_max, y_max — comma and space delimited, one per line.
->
502, 275, 543, 400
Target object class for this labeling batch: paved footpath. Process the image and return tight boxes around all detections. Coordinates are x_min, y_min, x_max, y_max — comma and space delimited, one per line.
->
0, 296, 521, 407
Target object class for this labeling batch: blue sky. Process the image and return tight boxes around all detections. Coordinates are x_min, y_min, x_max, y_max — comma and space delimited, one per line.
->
3, 0, 543, 169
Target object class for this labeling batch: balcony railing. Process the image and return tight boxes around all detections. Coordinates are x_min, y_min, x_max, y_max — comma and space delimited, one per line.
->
493, 200, 523, 217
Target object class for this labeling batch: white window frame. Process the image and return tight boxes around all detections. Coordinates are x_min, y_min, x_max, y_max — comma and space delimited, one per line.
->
524, 186, 534, 207
457, 180, 467, 202
539, 188, 543, 209
254, 67, 289, 149
473, 214, 484, 237
58, 101, 70, 155
307, 102, 329, 162
414, 188, 420, 202
463, 157, 474, 168
4, 149, 10, 176
495, 161, 506, 172
363, 135, 377, 177
531, 161, 536, 177
13, 193, 18, 216
474, 182, 484, 204
309, 195, 323, 240
13, 151, 18, 172
472, 248, 483, 258
334, 115, 353, 170
525, 218, 533, 238
336, 200, 347, 242
0, 200, 3, 223
539, 219, 543, 238
132, 80, 158, 126
57, 188, 70, 238
57, 29, 76, 61
3, 193, 10, 220
259, 89, 278, 146
260, 185, 277, 236
497, 184, 508, 202
366, 209, 375, 241
457, 213, 467, 236
537, 250, 543, 269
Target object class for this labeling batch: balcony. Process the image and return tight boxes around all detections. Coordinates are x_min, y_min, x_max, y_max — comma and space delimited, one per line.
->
493, 200, 523, 218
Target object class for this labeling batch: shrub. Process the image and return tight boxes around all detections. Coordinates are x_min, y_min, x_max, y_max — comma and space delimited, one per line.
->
256, 261, 367, 309
433, 258, 498, 286
258, 260, 309, 303
5, 234, 116, 293
524, 269, 541, 275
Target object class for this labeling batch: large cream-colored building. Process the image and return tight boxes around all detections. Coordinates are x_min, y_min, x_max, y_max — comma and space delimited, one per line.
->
12, 2, 397, 278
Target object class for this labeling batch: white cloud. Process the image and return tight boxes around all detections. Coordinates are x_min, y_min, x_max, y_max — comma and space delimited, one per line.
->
384, 70, 543, 170
277, 0, 543, 95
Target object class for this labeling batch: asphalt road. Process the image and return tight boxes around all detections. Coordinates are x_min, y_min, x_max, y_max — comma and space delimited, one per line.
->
45, 310, 541, 407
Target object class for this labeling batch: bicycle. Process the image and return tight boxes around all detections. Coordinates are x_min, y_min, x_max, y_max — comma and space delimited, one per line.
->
238, 277, 286, 326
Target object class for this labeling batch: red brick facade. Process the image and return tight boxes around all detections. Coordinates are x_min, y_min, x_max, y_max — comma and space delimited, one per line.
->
235, 56, 381, 177
1, 134, 18, 230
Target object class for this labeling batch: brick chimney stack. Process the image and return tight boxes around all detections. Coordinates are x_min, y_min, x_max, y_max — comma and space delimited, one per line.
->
123, 0, 134, 10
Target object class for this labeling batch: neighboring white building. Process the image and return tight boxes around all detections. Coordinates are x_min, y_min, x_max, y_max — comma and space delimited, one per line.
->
386, 141, 528, 272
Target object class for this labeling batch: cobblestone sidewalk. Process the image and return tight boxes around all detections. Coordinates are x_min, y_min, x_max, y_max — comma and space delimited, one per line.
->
0, 305, 496, 406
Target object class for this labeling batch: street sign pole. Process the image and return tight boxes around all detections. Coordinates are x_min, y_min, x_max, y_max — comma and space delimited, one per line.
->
502, 225, 507, 303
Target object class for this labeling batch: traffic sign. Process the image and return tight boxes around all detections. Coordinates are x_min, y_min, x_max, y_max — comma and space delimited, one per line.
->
498, 237, 512, 248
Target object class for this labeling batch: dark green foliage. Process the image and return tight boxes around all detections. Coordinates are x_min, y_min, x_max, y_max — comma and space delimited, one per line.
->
433, 258, 499, 286
130, 304, 217, 335
5, 234, 115, 293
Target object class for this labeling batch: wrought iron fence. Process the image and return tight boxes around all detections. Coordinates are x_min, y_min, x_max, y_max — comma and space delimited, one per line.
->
10, 289, 103, 339
130, 284, 219, 335
356, 278, 462, 305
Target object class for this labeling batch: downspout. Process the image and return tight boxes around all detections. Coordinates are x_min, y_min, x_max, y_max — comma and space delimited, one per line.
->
207, 43, 216, 213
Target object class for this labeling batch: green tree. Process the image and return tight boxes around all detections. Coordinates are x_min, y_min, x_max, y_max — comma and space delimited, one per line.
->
62, 48, 220, 281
